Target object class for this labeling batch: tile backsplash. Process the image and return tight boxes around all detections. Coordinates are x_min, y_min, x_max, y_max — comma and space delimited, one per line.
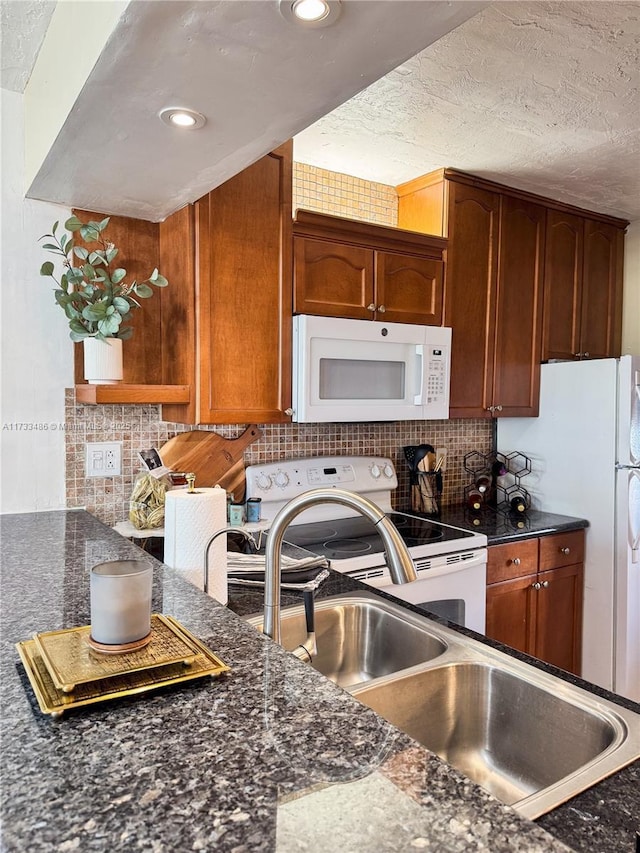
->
65, 164, 492, 526
65, 390, 492, 526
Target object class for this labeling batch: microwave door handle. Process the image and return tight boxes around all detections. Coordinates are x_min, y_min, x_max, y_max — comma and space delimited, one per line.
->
414, 345, 424, 405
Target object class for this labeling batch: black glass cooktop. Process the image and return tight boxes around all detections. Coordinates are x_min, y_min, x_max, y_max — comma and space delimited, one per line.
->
283, 511, 476, 561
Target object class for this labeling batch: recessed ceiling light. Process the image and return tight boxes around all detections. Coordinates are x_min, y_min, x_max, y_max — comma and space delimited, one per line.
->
159, 108, 207, 130
279, 0, 341, 27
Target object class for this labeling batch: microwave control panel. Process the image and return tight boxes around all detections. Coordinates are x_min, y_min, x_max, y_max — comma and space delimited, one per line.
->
425, 346, 449, 407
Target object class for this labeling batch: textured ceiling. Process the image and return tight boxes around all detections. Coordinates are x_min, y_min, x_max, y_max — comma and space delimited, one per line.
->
3, 1, 639, 222
294, 1, 640, 221
0, 0, 55, 92
17, 0, 486, 221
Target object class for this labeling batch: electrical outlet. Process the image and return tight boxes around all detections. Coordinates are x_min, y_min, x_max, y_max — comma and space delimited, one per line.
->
86, 442, 122, 477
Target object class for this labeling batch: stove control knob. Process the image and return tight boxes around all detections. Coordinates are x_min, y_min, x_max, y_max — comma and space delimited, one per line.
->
274, 471, 290, 488
370, 464, 381, 479
383, 464, 394, 478
256, 474, 272, 491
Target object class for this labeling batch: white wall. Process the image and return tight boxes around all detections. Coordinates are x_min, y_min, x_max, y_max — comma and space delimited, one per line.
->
1, 89, 73, 513
622, 220, 640, 355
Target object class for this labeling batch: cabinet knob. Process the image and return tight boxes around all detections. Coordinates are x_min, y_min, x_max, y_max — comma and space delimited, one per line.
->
284, 408, 294, 417
560, 547, 571, 555
486, 406, 495, 413
541, 580, 550, 588
495, 405, 503, 412
532, 582, 541, 590
377, 304, 386, 314
367, 303, 376, 312
511, 558, 521, 566
583, 352, 590, 358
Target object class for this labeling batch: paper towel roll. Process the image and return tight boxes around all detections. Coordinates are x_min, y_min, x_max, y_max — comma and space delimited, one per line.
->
163, 485, 228, 604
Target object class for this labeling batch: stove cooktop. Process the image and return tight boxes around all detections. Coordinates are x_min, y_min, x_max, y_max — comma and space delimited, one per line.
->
283, 511, 478, 563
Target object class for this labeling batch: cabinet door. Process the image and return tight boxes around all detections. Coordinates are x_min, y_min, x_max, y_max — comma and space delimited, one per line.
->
445, 182, 500, 418
486, 574, 537, 654
293, 237, 374, 319
533, 564, 583, 675
542, 210, 584, 361
581, 220, 624, 359
197, 143, 293, 423
492, 195, 546, 418
374, 251, 443, 325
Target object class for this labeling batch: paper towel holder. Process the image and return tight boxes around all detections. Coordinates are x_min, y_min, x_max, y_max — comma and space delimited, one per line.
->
203, 527, 258, 594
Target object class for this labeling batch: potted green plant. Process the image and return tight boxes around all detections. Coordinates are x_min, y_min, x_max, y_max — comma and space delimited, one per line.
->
39, 215, 168, 383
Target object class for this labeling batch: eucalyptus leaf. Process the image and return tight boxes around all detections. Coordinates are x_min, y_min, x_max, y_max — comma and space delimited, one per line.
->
41, 243, 60, 251
152, 273, 168, 288
98, 315, 120, 335
113, 296, 130, 313
64, 216, 83, 232
73, 246, 89, 261
111, 268, 126, 284
60, 274, 69, 292
52, 221, 59, 234
106, 247, 118, 263
80, 225, 100, 243
134, 283, 153, 298
70, 330, 87, 342
99, 217, 111, 231
82, 263, 96, 280
70, 319, 87, 334
40, 261, 54, 276
83, 303, 108, 321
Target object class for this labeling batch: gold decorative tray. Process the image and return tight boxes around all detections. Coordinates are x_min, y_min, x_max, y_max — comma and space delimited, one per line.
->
16, 615, 229, 717
32, 614, 199, 692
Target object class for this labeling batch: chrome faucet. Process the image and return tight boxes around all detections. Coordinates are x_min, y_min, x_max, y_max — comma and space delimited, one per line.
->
263, 488, 418, 644
203, 527, 258, 594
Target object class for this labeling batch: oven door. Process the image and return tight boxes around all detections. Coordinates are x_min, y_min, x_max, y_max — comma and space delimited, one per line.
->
347, 550, 487, 634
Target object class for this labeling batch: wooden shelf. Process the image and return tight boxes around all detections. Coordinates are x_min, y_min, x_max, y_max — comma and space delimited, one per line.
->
75, 384, 191, 405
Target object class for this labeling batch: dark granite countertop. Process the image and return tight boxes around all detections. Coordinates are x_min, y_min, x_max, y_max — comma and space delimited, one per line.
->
427, 506, 590, 546
1, 510, 637, 853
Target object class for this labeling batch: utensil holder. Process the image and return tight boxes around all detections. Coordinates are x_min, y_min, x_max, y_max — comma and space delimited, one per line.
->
412, 471, 442, 516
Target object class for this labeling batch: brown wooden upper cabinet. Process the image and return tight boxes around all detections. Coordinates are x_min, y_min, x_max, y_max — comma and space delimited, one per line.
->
397, 168, 628, 418
293, 210, 446, 325
159, 142, 293, 425
398, 171, 545, 418
543, 211, 625, 361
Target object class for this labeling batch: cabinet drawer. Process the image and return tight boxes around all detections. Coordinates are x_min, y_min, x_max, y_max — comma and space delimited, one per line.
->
539, 529, 585, 571
487, 538, 539, 584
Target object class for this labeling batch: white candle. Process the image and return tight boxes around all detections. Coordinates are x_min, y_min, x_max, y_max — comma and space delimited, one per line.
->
90, 560, 153, 645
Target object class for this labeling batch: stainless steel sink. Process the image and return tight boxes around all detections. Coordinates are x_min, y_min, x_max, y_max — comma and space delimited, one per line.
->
246, 591, 640, 818
352, 661, 631, 817
247, 596, 447, 688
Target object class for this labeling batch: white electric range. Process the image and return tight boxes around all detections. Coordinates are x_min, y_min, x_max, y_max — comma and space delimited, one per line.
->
245, 456, 488, 632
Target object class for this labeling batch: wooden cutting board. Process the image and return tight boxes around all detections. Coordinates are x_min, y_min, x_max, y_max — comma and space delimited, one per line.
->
159, 425, 263, 501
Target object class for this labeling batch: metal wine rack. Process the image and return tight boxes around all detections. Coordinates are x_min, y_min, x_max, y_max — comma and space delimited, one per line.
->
463, 450, 532, 515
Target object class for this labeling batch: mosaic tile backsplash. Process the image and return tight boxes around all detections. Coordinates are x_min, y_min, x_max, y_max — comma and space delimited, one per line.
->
65, 164, 491, 526
65, 390, 492, 526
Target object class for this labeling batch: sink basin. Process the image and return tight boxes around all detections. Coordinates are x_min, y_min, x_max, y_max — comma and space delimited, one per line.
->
246, 591, 640, 818
351, 661, 625, 815
247, 596, 447, 688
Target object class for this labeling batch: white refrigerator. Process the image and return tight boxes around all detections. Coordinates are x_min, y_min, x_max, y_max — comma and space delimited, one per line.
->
497, 355, 640, 701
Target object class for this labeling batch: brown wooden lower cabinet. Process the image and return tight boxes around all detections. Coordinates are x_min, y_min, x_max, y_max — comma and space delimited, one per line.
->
485, 530, 584, 675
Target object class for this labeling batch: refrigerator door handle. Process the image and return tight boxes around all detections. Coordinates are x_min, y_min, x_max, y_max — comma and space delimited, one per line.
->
615, 464, 640, 470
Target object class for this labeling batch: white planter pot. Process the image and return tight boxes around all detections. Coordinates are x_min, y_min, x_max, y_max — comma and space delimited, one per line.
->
83, 337, 123, 384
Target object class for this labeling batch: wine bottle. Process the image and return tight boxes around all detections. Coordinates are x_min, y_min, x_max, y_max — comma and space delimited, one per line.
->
509, 493, 527, 513
467, 488, 483, 511
491, 460, 507, 478
475, 474, 492, 494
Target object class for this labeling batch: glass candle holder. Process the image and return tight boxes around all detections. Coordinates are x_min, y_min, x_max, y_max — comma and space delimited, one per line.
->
90, 560, 153, 646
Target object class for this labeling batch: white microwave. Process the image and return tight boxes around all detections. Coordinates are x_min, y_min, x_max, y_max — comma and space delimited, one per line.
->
292, 315, 451, 423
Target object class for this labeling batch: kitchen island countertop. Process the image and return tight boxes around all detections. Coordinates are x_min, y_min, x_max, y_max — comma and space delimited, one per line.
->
1, 510, 637, 853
